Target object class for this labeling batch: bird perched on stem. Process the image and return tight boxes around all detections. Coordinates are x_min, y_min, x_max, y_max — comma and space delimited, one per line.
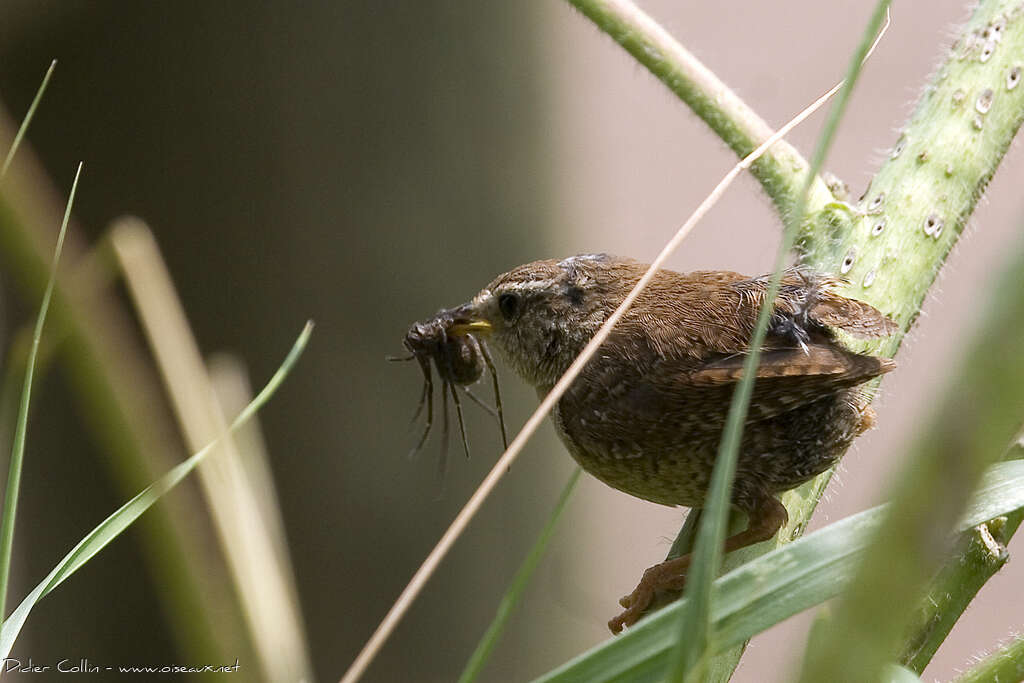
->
404, 253, 896, 632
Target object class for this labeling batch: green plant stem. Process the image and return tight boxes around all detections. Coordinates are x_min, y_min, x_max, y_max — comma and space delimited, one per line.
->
665, 2, 889, 679
801, 3, 1024, 334
798, 203, 1024, 680
900, 443, 1024, 672
566, 0, 834, 219
574, 1, 1024, 680
953, 633, 1024, 683
458, 468, 582, 683
0, 162, 78, 623
795, 3, 1024, 676
0, 323, 313, 658
531, 460, 1024, 683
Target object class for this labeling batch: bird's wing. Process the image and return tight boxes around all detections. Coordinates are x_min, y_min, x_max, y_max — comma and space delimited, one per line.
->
629, 267, 898, 360
685, 342, 895, 420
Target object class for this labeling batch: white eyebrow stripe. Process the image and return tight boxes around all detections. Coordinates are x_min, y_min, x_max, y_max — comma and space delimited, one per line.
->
507, 280, 552, 292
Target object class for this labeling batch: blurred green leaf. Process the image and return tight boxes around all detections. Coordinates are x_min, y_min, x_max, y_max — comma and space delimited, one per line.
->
0, 161, 78, 623
459, 468, 581, 683
0, 322, 312, 658
532, 459, 1024, 683
664, 3, 891, 680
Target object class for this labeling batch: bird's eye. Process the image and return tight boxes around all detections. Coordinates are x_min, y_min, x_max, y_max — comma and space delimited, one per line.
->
498, 292, 520, 321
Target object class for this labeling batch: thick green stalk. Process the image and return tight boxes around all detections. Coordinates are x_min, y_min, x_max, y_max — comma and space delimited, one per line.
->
664, 4, 890, 679
566, 0, 834, 219
798, 193, 1024, 681
801, 2, 1024, 334
953, 633, 1024, 683
900, 442, 1024, 672
899, 517, 1018, 672
795, 5, 1024, 677
599, 1, 1024, 680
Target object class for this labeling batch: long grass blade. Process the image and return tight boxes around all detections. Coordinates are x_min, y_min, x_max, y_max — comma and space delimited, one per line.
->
0, 321, 312, 658
0, 60, 56, 180
799, 235, 1024, 679
458, 468, 582, 683
0, 162, 80, 625
532, 459, 1024, 683
110, 218, 314, 682
666, 3, 892, 679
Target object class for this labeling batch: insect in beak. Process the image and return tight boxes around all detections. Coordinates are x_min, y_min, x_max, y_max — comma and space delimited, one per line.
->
389, 308, 507, 492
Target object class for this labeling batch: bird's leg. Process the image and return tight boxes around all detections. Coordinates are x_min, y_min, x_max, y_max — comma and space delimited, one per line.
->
607, 495, 788, 634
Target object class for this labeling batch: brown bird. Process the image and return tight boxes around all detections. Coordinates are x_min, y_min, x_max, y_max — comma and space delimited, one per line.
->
423, 253, 897, 632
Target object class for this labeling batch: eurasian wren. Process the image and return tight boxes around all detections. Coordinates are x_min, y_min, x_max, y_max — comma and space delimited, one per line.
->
407, 253, 896, 632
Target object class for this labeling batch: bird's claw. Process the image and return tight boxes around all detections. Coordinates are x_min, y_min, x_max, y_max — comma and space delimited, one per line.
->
609, 585, 654, 634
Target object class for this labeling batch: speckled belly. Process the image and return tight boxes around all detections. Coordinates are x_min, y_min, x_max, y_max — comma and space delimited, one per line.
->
549, 390, 867, 511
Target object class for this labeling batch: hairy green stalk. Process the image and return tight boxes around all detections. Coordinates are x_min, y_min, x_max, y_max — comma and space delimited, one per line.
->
566, 0, 834, 219
900, 443, 1024, 672
954, 632, 1024, 683
542, 0, 1024, 680
665, 3, 891, 679
798, 200, 1024, 681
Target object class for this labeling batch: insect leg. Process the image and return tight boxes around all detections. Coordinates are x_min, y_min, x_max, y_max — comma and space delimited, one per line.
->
448, 380, 471, 459
434, 380, 451, 497
480, 342, 509, 450
408, 354, 434, 458
460, 386, 499, 419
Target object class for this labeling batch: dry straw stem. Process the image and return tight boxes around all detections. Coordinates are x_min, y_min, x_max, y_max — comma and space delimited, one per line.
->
667, 2, 890, 678
110, 218, 314, 683
0, 110, 245, 667
340, 40, 873, 683
546, 0, 1024, 680
645, 0, 1023, 615
567, 0, 835, 219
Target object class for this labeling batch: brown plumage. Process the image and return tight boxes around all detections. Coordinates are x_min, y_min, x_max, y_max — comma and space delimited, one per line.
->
423, 254, 896, 632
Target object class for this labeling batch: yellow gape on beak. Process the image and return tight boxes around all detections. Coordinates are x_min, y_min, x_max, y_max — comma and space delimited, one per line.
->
451, 320, 492, 336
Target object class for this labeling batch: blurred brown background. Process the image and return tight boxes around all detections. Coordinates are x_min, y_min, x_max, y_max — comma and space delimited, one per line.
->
0, 1, 1021, 681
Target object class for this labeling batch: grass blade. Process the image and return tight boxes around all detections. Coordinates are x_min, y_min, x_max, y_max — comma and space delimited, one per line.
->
666, 2, 891, 679
799, 218, 1024, 679
0, 321, 312, 658
111, 218, 314, 682
532, 459, 1024, 683
0, 162, 80, 624
0, 60, 56, 180
458, 468, 581, 683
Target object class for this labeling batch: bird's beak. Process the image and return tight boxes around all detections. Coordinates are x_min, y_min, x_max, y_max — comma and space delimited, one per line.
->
452, 320, 492, 335
447, 303, 493, 336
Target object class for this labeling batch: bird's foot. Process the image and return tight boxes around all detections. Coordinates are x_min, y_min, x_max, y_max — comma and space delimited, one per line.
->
607, 561, 689, 634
